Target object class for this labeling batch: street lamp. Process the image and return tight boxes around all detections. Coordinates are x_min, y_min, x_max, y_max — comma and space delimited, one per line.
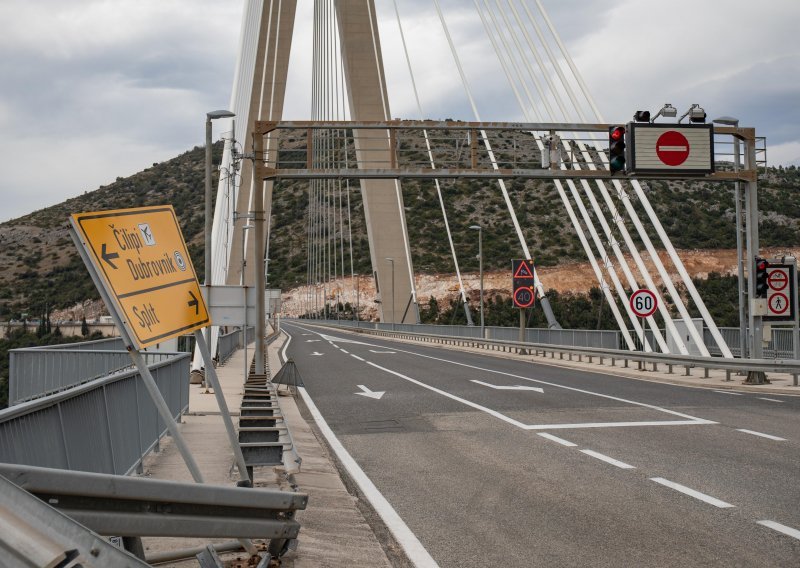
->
469, 225, 484, 338
714, 115, 746, 360
385, 257, 395, 331
204, 109, 235, 375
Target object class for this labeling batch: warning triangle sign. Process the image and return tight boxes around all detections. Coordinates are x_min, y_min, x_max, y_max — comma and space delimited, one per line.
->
514, 261, 534, 279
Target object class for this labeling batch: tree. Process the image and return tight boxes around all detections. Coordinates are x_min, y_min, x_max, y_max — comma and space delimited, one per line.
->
81, 316, 89, 337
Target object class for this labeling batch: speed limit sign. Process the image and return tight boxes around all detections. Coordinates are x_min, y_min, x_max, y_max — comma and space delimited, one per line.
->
630, 289, 658, 318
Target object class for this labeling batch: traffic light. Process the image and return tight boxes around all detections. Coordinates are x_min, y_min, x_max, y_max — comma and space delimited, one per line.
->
608, 126, 626, 172
754, 257, 770, 298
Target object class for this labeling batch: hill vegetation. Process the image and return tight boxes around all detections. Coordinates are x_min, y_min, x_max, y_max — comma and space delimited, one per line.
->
0, 136, 798, 329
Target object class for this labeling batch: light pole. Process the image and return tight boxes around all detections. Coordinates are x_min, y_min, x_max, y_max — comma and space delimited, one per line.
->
385, 258, 395, 331
204, 109, 235, 374
714, 116, 746, 360
241, 224, 254, 381
470, 225, 484, 338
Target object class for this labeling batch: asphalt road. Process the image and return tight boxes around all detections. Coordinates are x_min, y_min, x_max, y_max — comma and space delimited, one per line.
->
281, 321, 800, 567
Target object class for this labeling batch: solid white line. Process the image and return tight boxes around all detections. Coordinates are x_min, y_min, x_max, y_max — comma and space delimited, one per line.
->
537, 433, 577, 447
351, 354, 365, 362
650, 477, 735, 508
280, 331, 292, 363
757, 397, 784, 403
736, 428, 786, 441
713, 390, 743, 395
471, 380, 543, 393
523, 420, 713, 430
298, 387, 439, 567
365, 361, 529, 429
580, 449, 635, 469
757, 520, 800, 541
340, 349, 349, 354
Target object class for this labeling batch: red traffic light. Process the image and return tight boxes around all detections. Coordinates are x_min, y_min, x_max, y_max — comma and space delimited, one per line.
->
757, 260, 767, 271
610, 126, 625, 141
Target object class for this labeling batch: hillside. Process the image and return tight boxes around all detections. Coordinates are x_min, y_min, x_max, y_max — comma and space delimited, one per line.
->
1, 136, 799, 323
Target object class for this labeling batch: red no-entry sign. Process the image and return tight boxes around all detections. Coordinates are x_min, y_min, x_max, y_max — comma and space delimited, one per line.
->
656, 131, 690, 166
767, 269, 788, 291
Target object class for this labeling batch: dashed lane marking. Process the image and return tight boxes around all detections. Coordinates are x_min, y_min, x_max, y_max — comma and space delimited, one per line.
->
736, 429, 786, 441
537, 433, 577, 447
580, 450, 635, 469
757, 520, 800, 541
650, 477, 734, 508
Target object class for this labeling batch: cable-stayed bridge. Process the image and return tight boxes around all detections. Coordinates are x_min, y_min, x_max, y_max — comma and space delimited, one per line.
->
2, 1, 799, 566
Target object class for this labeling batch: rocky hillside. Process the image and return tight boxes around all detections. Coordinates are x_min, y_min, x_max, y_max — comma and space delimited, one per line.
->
1, 135, 799, 323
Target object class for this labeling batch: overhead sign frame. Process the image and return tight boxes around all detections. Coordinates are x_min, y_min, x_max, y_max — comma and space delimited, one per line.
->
70, 205, 210, 349
627, 122, 714, 175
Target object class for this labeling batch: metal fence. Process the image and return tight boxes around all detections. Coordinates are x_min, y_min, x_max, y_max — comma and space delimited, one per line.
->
0, 353, 190, 476
217, 327, 256, 364
300, 319, 620, 349
300, 319, 796, 359
9, 343, 174, 406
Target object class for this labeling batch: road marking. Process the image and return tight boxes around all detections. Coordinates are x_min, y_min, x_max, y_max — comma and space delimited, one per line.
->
340, 349, 349, 354
369, 349, 397, 354
287, 323, 715, 430
351, 354, 365, 362
757, 520, 800, 541
306, 339, 321, 343
537, 433, 577, 447
713, 390, 742, 395
310, 352, 324, 356
330, 343, 338, 349
280, 330, 292, 363
736, 428, 786, 441
471, 380, 544, 393
650, 477, 734, 508
302, 333, 312, 336
757, 397, 784, 403
365, 361, 529, 429
580, 449, 635, 469
297, 386, 439, 567
356, 385, 385, 400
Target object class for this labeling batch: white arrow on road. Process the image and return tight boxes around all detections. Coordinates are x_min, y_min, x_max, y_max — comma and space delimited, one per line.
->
355, 385, 385, 399
310, 352, 324, 356
306, 339, 321, 343
471, 380, 543, 393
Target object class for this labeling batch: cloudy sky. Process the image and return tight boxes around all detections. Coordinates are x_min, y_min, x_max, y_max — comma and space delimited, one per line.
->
1, 0, 798, 222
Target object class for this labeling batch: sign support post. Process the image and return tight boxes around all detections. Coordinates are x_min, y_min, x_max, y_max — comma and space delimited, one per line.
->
193, 329, 251, 485
743, 133, 766, 384
792, 258, 799, 386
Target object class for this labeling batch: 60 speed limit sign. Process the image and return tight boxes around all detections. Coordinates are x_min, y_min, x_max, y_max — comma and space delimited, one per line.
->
630, 289, 658, 318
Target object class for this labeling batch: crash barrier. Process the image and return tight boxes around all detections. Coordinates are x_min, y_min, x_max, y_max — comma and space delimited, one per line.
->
0, 353, 190, 475
9, 337, 172, 405
301, 321, 800, 384
0, 463, 308, 564
301, 319, 798, 360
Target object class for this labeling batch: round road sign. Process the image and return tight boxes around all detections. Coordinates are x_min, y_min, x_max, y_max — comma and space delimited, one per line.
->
513, 286, 535, 308
630, 289, 658, 318
769, 292, 789, 315
656, 131, 690, 166
767, 269, 788, 291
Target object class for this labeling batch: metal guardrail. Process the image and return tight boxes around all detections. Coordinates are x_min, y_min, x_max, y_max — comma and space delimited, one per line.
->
302, 319, 620, 349
9, 345, 173, 405
302, 319, 797, 360
305, 321, 800, 381
0, 353, 190, 475
218, 327, 256, 364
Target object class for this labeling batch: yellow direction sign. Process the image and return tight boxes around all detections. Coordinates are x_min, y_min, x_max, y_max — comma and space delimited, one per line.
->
70, 205, 210, 348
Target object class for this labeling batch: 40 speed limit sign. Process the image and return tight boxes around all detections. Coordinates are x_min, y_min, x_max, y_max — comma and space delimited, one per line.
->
630, 289, 658, 318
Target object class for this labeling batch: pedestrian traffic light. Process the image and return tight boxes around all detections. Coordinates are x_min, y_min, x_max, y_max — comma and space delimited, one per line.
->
754, 257, 770, 298
608, 126, 626, 172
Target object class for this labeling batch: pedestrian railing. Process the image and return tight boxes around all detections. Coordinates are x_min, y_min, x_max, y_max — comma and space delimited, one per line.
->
9, 341, 173, 406
218, 327, 256, 364
0, 352, 190, 476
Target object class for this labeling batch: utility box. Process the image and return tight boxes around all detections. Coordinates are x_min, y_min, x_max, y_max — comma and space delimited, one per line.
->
667, 318, 705, 356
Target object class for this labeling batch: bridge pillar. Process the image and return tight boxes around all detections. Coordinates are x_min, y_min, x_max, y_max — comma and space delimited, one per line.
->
335, 0, 419, 324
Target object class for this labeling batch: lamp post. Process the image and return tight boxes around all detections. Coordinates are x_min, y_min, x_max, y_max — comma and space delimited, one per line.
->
385, 258, 395, 331
470, 225, 484, 338
241, 224, 253, 381
714, 116, 746, 360
204, 109, 235, 374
